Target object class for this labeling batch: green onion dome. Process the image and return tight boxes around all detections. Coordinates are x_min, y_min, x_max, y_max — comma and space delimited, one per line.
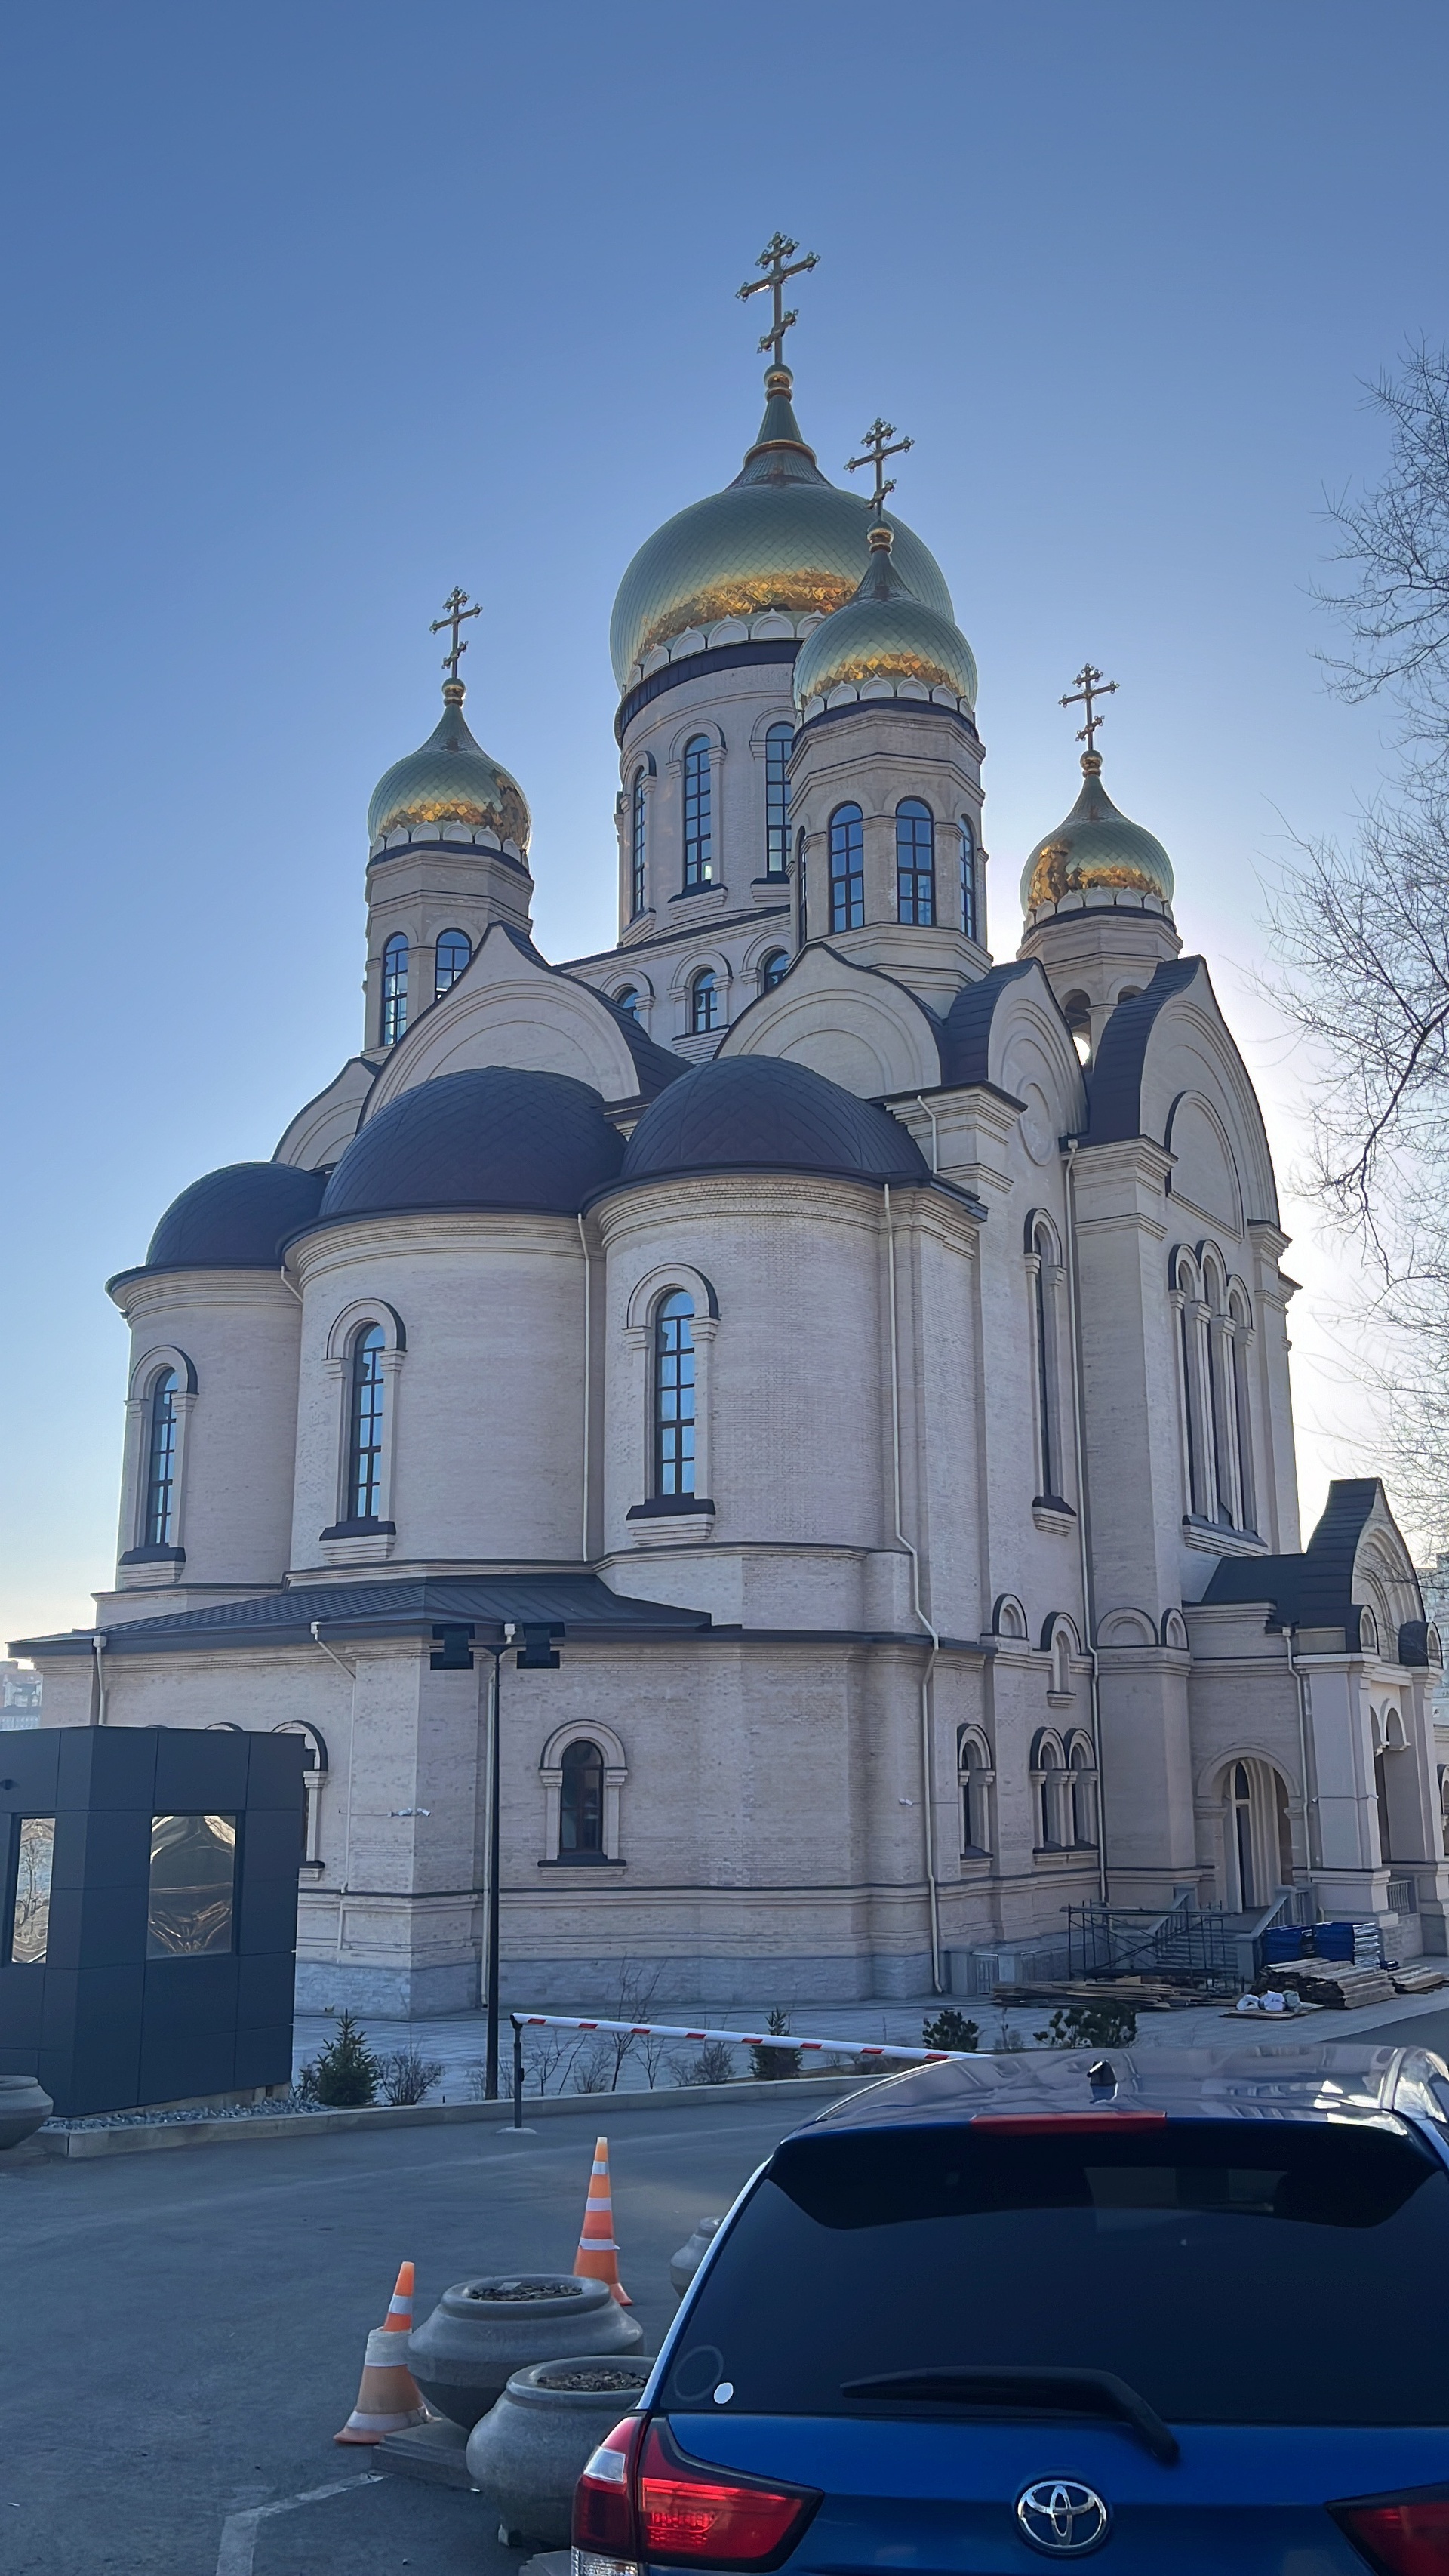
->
1020, 752, 1174, 915
368, 680, 531, 854
609, 369, 954, 691
792, 523, 978, 716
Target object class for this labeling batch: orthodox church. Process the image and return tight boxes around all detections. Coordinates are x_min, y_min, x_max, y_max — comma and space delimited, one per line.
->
16, 242, 1449, 2015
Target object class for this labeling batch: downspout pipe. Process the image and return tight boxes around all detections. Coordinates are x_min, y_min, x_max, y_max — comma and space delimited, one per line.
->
91, 1633, 109, 1728
1286, 1626, 1319, 1879
1063, 1140, 1109, 1907
577, 1214, 592, 1563
883, 1182, 944, 1993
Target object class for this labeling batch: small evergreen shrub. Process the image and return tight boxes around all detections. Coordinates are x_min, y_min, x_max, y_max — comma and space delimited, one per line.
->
922, 2007, 980, 2053
309, 2009, 381, 2106
749, 2008, 804, 2081
1034, 2002, 1137, 2049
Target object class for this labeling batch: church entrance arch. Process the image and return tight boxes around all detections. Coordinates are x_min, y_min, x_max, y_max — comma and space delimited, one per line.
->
1220, 1755, 1293, 1910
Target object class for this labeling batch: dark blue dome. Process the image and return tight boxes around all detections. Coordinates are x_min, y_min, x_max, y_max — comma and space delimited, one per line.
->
620, 1057, 928, 1187
144, 1162, 327, 1272
318, 1067, 623, 1222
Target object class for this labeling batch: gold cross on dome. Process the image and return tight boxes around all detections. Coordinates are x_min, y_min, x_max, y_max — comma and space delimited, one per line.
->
1060, 661, 1118, 754
737, 232, 819, 368
846, 417, 914, 517
430, 586, 481, 684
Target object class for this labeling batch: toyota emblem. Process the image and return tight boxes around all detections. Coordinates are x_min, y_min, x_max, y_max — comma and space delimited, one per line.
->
1016, 2479, 1111, 2555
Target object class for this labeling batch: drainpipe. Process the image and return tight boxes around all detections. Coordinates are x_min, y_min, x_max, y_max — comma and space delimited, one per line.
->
1063, 1140, 1109, 1906
1286, 1626, 1319, 1879
577, 1214, 592, 1562
913, 1095, 941, 1174
91, 1633, 109, 1728
883, 1182, 944, 1993
311, 1622, 358, 1965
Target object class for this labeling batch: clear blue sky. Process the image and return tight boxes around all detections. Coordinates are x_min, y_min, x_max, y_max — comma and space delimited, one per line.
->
3, 1, 1443, 1644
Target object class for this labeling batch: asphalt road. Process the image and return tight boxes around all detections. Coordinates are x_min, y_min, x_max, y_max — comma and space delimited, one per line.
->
0, 2099, 817, 2576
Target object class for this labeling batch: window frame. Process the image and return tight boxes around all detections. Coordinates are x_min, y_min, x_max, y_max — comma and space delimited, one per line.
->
689, 968, 721, 1036
758, 948, 789, 996
631, 767, 648, 916
959, 817, 978, 940
143, 1368, 180, 1548
896, 798, 936, 925
764, 723, 793, 876
380, 934, 408, 1046
682, 735, 713, 891
558, 1737, 606, 1857
433, 928, 471, 1000
829, 802, 864, 931
346, 1323, 386, 1522
653, 1289, 697, 1497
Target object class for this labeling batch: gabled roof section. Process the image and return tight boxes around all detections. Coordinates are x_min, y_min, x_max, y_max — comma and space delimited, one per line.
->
11, 1574, 712, 1660
718, 940, 943, 1097
937, 959, 1037, 1091
1084, 956, 1204, 1144
1201, 1477, 1427, 1656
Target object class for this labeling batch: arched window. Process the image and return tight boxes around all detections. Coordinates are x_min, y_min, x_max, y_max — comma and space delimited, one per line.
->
631, 768, 648, 916
654, 1291, 696, 1496
758, 948, 789, 994
1069, 1737, 1097, 1848
829, 803, 864, 931
346, 1324, 386, 1521
381, 936, 408, 1046
795, 825, 808, 939
1062, 990, 1093, 1064
764, 723, 792, 874
1231, 1759, 1256, 1907
896, 799, 935, 925
689, 968, 720, 1035
959, 818, 977, 940
682, 736, 713, 890
559, 1739, 605, 1856
1031, 1221, 1062, 1503
143, 1370, 179, 1547
1034, 1733, 1069, 1850
958, 1731, 992, 1856
1229, 1285, 1257, 1534
614, 985, 640, 1021
1173, 1256, 1205, 1517
434, 929, 470, 999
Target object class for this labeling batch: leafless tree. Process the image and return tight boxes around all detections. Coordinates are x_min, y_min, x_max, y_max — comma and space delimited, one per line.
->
1315, 342, 1449, 759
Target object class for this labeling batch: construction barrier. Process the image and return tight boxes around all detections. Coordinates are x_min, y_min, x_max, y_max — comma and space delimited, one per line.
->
507, 2011, 965, 2128
335, 2259, 428, 2444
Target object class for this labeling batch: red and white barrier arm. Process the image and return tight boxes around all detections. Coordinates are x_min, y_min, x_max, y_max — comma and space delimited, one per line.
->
509, 2011, 964, 2065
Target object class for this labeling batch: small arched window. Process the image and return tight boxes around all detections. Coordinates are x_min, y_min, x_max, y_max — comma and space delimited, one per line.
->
434, 929, 470, 999
381, 935, 408, 1046
958, 1731, 992, 1856
896, 799, 935, 925
346, 1324, 386, 1521
614, 985, 640, 1021
829, 803, 864, 931
765, 723, 792, 874
758, 948, 789, 994
959, 818, 977, 940
654, 1291, 696, 1496
682, 736, 713, 890
631, 768, 648, 915
1035, 1733, 1068, 1851
689, 968, 720, 1035
143, 1370, 179, 1547
559, 1739, 605, 1856
1062, 991, 1092, 1064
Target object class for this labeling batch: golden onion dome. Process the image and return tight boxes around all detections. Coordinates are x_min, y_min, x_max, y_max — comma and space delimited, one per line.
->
609, 369, 954, 690
792, 522, 977, 712
1020, 753, 1174, 913
368, 682, 531, 851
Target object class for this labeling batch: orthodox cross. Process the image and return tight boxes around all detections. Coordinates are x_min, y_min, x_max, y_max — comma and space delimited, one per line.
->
737, 232, 819, 368
1060, 661, 1118, 754
431, 586, 481, 683
846, 417, 913, 517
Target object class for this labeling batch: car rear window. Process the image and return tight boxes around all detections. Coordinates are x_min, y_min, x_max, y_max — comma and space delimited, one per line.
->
663, 2120, 1449, 2427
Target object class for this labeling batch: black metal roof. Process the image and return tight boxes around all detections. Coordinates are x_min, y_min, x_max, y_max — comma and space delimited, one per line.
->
619, 1055, 930, 1188
125, 1160, 328, 1279
936, 959, 1035, 1091
316, 1067, 625, 1224
1083, 956, 1202, 1145
1201, 1478, 1426, 1654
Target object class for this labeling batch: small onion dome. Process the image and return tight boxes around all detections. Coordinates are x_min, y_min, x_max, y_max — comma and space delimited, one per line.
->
792, 523, 977, 716
143, 1162, 326, 1273
1020, 752, 1174, 914
609, 368, 953, 688
317, 1067, 623, 1223
620, 1056, 928, 1187
368, 680, 531, 851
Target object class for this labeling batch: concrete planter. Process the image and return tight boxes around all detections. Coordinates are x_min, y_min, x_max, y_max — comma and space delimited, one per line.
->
408, 2275, 641, 2430
0, 2076, 53, 2153
669, 2215, 722, 2298
465, 2355, 654, 2546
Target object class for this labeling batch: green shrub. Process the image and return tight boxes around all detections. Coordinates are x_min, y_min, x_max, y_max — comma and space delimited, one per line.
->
309, 2009, 381, 2107
922, 2007, 980, 2053
1033, 2002, 1137, 2049
749, 2008, 803, 2080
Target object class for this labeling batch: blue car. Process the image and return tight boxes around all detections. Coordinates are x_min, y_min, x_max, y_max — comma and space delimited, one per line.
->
574, 2044, 1449, 2572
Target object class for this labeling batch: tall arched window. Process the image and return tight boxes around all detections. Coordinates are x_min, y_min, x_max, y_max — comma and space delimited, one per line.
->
1173, 1256, 1205, 1517
758, 948, 789, 994
689, 968, 720, 1034
829, 803, 864, 931
654, 1291, 696, 1496
1231, 1760, 1256, 1907
631, 768, 648, 915
959, 818, 977, 939
143, 1370, 179, 1547
559, 1739, 605, 1856
434, 929, 470, 999
896, 799, 935, 924
958, 1731, 992, 1856
381, 936, 408, 1045
682, 736, 712, 889
1034, 1733, 1069, 1850
1031, 1221, 1062, 1503
614, 985, 640, 1020
346, 1324, 386, 1520
764, 723, 792, 874
1069, 1736, 1098, 1848
795, 825, 808, 940
1229, 1285, 1257, 1534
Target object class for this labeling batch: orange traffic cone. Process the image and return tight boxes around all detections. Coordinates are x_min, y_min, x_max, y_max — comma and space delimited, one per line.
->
335, 2261, 429, 2443
574, 2134, 631, 2305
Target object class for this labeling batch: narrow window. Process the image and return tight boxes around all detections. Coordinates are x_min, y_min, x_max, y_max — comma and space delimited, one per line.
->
614, 985, 640, 1021
631, 769, 648, 915
1232, 1760, 1256, 1906
959, 1734, 992, 1855
829, 803, 864, 931
1032, 1226, 1057, 1500
1069, 1739, 1097, 1847
5, 1816, 54, 1965
959, 818, 977, 939
689, 968, 720, 1035
896, 799, 936, 925
143, 1370, 179, 1547
146, 1812, 237, 1956
759, 949, 789, 994
1176, 1266, 1203, 1516
1036, 1737, 1066, 1850
434, 929, 470, 999
682, 736, 712, 889
764, 723, 792, 873
347, 1325, 386, 1520
1230, 1303, 1256, 1533
381, 935, 408, 1045
795, 825, 808, 940
559, 1739, 605, 1855
654, 1291, 696, 1495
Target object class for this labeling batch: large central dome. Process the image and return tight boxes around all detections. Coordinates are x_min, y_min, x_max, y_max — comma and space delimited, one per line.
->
609, 370, 954, 691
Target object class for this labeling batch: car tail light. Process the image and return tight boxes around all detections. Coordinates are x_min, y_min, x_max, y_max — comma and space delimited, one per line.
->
572, 2415, 820, 2574
971, 2113, 1168, 2133
1331, 2491, 1449, 2575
